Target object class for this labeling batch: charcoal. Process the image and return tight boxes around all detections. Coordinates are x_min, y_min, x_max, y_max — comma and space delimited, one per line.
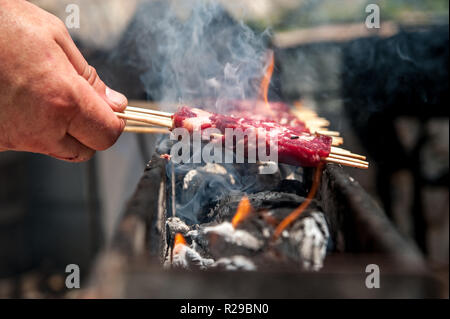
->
161, 137, 330, 271
165, 217, 192, 250
207, 191, 319, 223
275, 211, 330, 271
274, 179, 308, 197
212, 255, 257, 271
181, 163, 236, 204
165, 244, 214, 270
187, 223, 264, 258
278, 164, 304, 183
257, 161, 279, 174
166, 217, 191, 236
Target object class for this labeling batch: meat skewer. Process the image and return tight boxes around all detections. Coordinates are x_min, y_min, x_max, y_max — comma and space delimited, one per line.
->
116, 105, 368, 169
172, 106, 333, 167
118, 105, 343, 144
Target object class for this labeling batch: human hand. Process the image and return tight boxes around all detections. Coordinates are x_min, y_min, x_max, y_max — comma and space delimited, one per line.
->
0, 0, 127, 162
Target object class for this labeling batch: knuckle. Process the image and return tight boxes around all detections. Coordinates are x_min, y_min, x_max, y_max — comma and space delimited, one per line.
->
80, 65, 106, 93
86, 66, 98, 86
52, 17, 69, 34
46, 80, 79, 115
89, 67, 106, 92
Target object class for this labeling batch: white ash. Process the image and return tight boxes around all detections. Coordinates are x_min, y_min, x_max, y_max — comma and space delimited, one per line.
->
166, 217, 191, 236
279, 164, 304, 182
165, 243, 214, 270
196, 222, 264, 252
182, 170, 200, 190
257, 161, 279, 175
212, 255, 257, 271
183, 163, 235, 190
163, 196, 330, 272
285, 211, 329, 271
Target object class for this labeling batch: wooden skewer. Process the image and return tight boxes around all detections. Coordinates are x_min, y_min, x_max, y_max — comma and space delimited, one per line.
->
330, 147, 367, 160
316, 130, 340, 137
323, 157, 368, 169
291, 108, 317, 117
123, 126, 367, 169
309, 127, 330, 134
124, 110, 172, 123
124, 126, 171, 134
118, 105, 368, 168
331, 146, 351, 154
328, 153, 369, 166
331, 137, 344, 146
125, 120, 160, 126
126, 106, 172, 118
306, 119, 330, 127
115, 112, 173, 128
125, 105, 336, 135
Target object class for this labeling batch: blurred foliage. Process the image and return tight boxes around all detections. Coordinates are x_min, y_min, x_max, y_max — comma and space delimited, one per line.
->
379, 0, 449, 20
243, 0, 449, 32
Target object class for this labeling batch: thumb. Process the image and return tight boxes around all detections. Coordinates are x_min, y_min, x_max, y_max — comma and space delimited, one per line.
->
81, 64, 128, 112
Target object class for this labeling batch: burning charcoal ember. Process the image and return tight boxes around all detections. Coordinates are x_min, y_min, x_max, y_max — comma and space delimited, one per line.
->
165, 234, 214, 270
168, 244, 215, 270
212, 255, 257, 271
172, 106, 332, 167
275, 211, 330, 271
160, 154, 171, 160
197, 192, 329, 269
187, 222, 264, 259
209, 191, 318, 223
166, 217, 191, 242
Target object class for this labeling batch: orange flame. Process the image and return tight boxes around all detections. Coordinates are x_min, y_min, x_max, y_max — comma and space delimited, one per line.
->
231, 196, 253, 228
173, 233, 187, 256
260, 50, 275, 104
259, 50, 275, 115
272, 163, 325, 240
174, 233, 187, 247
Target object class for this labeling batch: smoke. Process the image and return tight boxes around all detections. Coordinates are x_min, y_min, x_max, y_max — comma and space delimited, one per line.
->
157, 137, 282, 224
122, 0, 270, 112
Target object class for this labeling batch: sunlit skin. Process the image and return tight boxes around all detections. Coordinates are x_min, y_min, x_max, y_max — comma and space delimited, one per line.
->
0, 0, 127, 162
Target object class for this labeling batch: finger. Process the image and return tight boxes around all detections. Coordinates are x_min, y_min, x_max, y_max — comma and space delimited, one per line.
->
54, 26, 127, 112
67, 78, 125, 151
47, 134, 95, 163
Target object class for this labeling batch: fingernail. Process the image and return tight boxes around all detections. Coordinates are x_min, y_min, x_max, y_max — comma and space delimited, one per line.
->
106, 87, 127, 107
